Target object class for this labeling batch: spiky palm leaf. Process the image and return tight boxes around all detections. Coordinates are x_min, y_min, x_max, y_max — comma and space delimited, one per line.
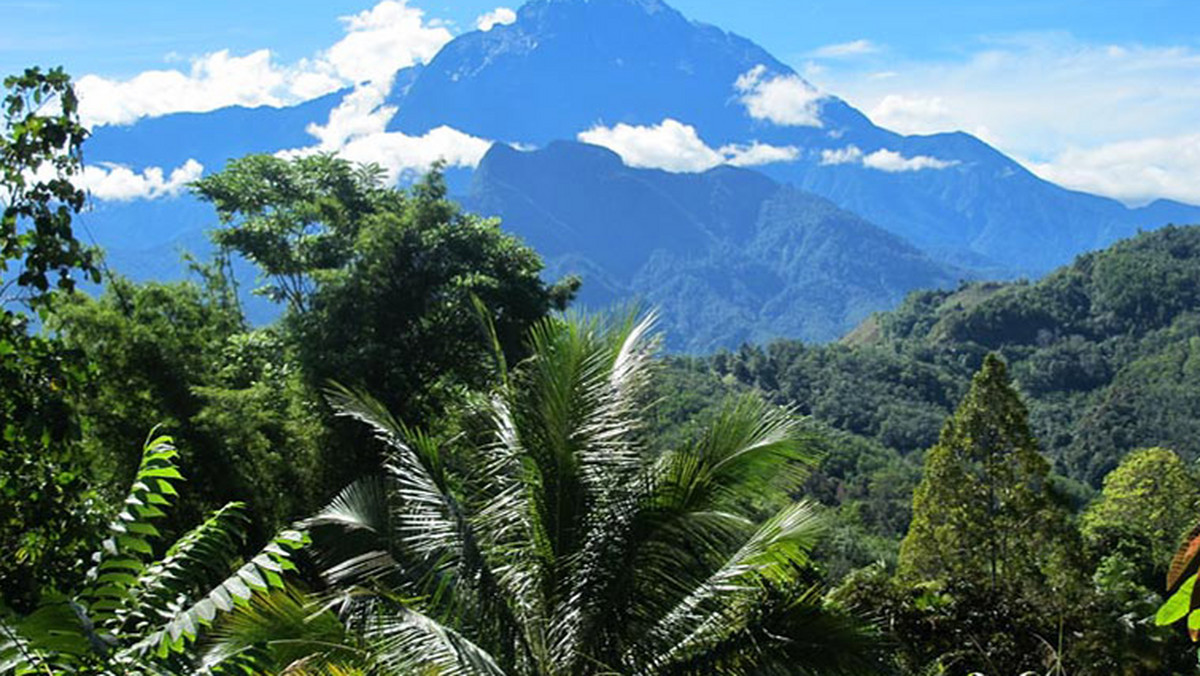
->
299, 310, 880, 675
198, 587, 361, 675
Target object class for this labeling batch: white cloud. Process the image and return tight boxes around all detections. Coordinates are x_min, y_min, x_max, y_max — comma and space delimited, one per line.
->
81, 159, 205, 202
819, 145, 957, 172
1025, 134, 1200, 206
579, 119, 721, 172
76, 1, 453, 127
306, 84, 397, 150
721, 141, 801, 167
476, 7, 517, 32
324, 1, 452, 86
735, 65, 825, 127
863, 149, 958, 172
869, 95, 953, 135
578, 119, 799, 173
820, 146, 864, 166
337, 126, 493, 183
77, 50, 291, 127
803, 32, 1200, 202
284, 82, 492, 183
811, 39, 880, 59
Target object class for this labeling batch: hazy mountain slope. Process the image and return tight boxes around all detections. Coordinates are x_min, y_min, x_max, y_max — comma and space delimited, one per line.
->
86, 91, 346, 173
466, 141, 959, 351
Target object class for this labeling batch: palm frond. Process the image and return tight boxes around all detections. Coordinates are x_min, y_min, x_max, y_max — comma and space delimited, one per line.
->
653, 585, 883, 676
325, 385, 463, 567
325, 386, 525, 665
128, 528, 309, 660
473, 394, 551, 670
0, 606, 74, 674
200, 587, 359, 675
304, 476, 400, 588
635, 500, 827, 671
366, 602, 507, 676
470, 292, 509, 388
687, 395, 817, 509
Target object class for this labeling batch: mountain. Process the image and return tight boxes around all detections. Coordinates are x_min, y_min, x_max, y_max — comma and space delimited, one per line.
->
465, 141, 959, 351
75, 0, 1200, 345
708, 224, 1200, 487
383, 0, 1200, 273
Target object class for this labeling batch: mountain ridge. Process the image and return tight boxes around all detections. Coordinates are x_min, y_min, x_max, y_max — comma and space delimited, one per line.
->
466, 140, 961, 351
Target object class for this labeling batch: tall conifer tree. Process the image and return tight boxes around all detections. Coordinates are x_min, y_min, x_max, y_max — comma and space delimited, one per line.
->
899, 354, 1055, 588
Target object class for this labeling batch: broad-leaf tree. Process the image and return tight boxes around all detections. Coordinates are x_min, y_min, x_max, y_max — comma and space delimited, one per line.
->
1, 66, 98, 306
1083, 447, 1199, 574
195, 156, 578, 493
0, 68, 101, 612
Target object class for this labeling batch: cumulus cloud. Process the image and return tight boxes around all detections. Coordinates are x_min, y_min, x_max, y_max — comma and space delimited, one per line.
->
722, 142, 801, 167
578, 119, 799, 173
579, 119, 722, 172
735, 65, 825, 127
77, 50, 291, 127
819, 146, 864, 166
305, 85, 397, 150
803, 32, 1200, 202
476, 7, 517, 31
1025, 135, 1200, 206
820, 145, 957, 172
81, 159, 205, 202
324, 1, 452, 86
810, 39, 880, 59
284, 82, 492, 183
77, 1, 453, 127
337, 126, 494, 182
863, 149, 959, 172
869, 95, 953, 135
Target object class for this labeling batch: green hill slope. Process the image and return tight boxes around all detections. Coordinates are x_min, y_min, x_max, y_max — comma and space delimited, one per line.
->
703, 224, 1200, 486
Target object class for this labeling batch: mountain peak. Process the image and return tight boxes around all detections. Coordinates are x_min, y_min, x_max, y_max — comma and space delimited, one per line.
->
515, 0, 680, 26
527, 0, 669, 12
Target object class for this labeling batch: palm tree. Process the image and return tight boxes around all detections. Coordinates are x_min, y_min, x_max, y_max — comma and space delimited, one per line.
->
218, 311, 880, 675
0, 434, 307, 675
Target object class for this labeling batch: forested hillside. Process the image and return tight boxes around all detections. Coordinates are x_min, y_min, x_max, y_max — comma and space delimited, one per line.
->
467, 141, 959, 350
703, 224, 1200, 486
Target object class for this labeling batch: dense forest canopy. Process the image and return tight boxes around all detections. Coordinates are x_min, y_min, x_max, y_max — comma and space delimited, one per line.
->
2, 70, 1200, 674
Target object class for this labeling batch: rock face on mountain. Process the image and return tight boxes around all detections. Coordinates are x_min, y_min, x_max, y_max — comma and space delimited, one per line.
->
466, 141, 959, 351
78, 0, 1200, 347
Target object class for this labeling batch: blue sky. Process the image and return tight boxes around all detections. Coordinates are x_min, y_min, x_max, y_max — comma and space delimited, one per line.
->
3, 1, 1196, 77
3, 0, 1199, 204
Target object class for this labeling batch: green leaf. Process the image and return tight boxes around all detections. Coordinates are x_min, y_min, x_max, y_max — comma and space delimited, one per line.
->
237, 566, 267, 591
226, 577, 252, 602
211, 586, 234, 612
1158, 574, 1197, 626
194, 598, 216, 624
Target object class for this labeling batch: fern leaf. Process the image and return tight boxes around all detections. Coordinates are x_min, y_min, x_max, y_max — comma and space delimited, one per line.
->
85, 434, 185, 624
